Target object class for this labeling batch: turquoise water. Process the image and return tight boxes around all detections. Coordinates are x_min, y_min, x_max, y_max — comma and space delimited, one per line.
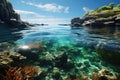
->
0, 25, 120, 79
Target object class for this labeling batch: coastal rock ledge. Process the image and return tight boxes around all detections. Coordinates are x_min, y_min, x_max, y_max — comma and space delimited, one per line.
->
0, 0, 30, 27
71, 3, 120, 27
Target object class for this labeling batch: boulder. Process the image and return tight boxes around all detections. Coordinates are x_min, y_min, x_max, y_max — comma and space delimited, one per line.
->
71, 17, 84, 27
55, 52, 74, 70
55, 52, 68, 68
96, 43, 120, 65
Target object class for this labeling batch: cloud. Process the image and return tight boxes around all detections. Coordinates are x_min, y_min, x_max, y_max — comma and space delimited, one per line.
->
15, 9, 70, 25
15, 9, 37, 15
64, 7, 69, 13
15, 9, 45, 18
24, 18, 70, 25
21, 1, 69, 13
83, 7, 91, 12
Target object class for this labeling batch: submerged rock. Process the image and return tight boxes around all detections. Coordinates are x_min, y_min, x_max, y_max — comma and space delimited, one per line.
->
55, 52, 68, 68
52, 67, 62, 80
38, 52, 54, 66
0, 42, 12, 51
17, 43, 45, 61
96, 43, 120, 65
55, 52, 74, 70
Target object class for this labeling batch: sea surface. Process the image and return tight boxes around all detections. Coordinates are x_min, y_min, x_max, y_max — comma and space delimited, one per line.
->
0, 24, 120, 78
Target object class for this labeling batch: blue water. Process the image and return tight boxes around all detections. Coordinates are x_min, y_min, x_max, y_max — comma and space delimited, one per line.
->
0, 25, 120, 78
16, 25, 120, 51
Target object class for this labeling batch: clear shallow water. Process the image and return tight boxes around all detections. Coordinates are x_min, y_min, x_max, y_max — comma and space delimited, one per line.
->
0, 25, 120, 78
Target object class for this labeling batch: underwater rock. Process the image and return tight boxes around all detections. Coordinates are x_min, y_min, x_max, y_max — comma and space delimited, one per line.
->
52, 67, 62, 80
66, 72, 79, 80
0, 42, 12, 51
55, 52, 68, 68
68, 48, 81, 57
84, 61, 91, 67
96, 47, 120, 65
38, 52, 54, 66
17, 43, 45, 53
17, 45, 41, 61
57, 46, 69, 51
35, 70, 47, 80
55, 52, 74, 70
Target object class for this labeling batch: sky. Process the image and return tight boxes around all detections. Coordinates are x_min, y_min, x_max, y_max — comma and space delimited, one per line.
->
9, 0, 120, 25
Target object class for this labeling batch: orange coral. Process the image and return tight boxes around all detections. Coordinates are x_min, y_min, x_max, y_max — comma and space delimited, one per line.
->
3, 67, 23, 80
91, 74, 100, 80
3, 66, 39, 80
81, 74, 89, 80
22, 66, 36, 79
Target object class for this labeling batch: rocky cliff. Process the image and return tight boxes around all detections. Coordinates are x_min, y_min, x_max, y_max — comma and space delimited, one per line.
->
71, 3, 120, 27
0, 0, 29, 27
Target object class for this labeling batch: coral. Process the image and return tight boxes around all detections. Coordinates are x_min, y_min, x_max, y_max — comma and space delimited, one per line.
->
91, 74, 100, 80
0, 51, 26, 66
98, 69, 117, 80
3, 66, 42, 80
117, 75, 120, 80
3, 50, 10, 56
3, 67, 23, 80
65, 76, 79, 80
81, 74, 89, 80
22, 66, 36, 79
91, 69, 118, 80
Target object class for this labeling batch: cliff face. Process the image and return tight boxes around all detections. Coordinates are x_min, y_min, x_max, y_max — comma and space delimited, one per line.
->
71, 3, 120, 27
0, 0, 20, 22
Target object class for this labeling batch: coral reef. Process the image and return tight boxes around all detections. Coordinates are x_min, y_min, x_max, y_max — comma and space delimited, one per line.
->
3, 66, 41, 80
96, 44, 120, 65
0, 41, 119, 80
0, 50, 26, 67
91, 69, 118, 80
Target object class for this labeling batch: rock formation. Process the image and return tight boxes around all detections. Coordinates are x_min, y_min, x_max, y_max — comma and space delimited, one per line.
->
0, 0, 20, 21
0, 0, 30, 26
71, 3, 120, 27
71, 17, 84, 27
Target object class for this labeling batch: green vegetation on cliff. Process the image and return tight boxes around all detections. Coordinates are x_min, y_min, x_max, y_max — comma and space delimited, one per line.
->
71, 3, 120, 27
84, 3, 120, 19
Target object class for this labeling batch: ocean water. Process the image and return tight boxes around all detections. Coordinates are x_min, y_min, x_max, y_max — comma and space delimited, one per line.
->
0, 25, 120, 79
